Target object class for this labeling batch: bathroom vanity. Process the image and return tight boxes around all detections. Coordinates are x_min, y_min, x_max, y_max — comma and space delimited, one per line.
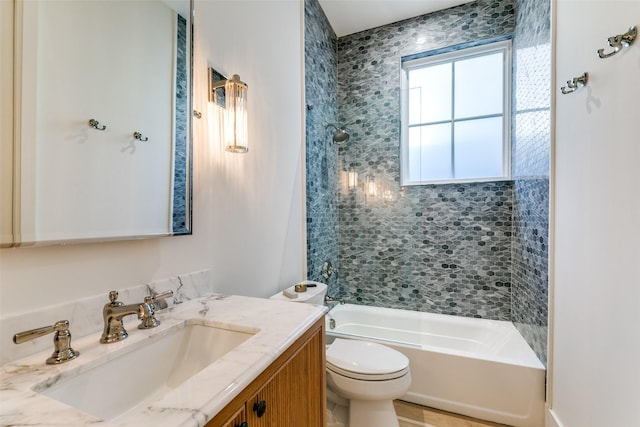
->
207, 317, 325, 427
0, 292, 326, 426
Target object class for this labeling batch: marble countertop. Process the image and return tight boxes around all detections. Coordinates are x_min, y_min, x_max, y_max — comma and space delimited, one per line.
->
0, 294, 326, 426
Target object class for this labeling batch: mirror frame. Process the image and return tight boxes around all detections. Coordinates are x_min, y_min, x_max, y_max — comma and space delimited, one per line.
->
170, 0, 194, 238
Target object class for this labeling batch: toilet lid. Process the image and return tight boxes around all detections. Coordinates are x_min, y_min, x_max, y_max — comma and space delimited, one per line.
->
326, 338, 409, 378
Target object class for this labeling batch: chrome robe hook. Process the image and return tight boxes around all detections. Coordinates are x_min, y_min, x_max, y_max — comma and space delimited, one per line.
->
561, 72, 588, 94
133, 132, 149, 142
88, 119, 106, 130
597, 26, 636, 59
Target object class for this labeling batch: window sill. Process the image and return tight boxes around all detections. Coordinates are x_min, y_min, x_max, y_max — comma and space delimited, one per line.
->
400, 176, 512, 187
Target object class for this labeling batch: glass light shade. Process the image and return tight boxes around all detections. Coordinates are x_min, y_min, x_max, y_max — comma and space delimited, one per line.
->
347, 169, 359, 190
381, 180, 394, 202
224, 75, 248, 153
365, 175, 377, 198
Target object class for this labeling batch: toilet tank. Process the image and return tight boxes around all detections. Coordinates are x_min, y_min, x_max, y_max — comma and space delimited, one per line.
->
270, 281, 327, 305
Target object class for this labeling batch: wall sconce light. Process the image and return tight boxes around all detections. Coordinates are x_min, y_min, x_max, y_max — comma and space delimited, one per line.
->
347, 169, 359, 190
209, 68, 249, 153
365, 175, 377, 198
382, 185, 394, 202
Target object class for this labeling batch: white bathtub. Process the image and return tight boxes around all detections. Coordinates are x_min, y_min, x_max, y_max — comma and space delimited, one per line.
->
325, 304, 545, 427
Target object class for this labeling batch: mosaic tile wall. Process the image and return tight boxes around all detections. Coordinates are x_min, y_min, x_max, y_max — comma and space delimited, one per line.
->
305, 0, 550, 355
512, 179, 549, 364
304, 0, 340, 293
173, 13, 190, 234
335, 0, 516, 320
511, 0, 551, 365
339, 182, 513, 319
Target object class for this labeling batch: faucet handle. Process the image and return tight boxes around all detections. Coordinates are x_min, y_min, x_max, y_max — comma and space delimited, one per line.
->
151, 290, 174, 302
145, 289, 174, 310
138, 300, 159, 330
13, 320, 79, 365
107, 290, 123, 306
138, 290, 173, 330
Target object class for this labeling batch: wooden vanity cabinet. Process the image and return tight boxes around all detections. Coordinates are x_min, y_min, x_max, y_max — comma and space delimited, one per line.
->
220, 408, 246, 427
208, 317, 326, 427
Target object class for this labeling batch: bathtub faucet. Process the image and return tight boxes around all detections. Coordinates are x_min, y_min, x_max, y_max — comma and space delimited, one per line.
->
325, 295, 345, 305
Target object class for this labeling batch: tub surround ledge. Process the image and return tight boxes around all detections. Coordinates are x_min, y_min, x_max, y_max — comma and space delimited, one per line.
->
0, 293, 327, 427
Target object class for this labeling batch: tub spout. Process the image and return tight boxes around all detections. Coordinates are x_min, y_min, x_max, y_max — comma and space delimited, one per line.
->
325, 295, 345, 305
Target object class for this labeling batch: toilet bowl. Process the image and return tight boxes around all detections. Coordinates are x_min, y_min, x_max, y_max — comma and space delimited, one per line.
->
326, 338, 411, 427
270, 282, 412, 427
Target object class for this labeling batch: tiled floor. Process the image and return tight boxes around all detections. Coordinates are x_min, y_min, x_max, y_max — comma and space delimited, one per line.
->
394, 401, 512, 427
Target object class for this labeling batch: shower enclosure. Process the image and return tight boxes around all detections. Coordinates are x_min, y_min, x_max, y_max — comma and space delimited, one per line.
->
305, 0, 550, 368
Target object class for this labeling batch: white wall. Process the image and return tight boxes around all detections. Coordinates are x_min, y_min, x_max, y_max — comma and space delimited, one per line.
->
199, 0, 305, 298
549, 1, 640, 426
0, 0, 305, 316
0, 0, 14, 246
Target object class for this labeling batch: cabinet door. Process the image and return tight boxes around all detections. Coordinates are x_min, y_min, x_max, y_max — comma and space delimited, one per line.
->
219, 406, 246, 427
247, 328, 325, 427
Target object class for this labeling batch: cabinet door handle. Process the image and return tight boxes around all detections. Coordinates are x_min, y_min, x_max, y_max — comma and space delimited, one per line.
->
234, 422, 247, 427
253, 400, 267, 417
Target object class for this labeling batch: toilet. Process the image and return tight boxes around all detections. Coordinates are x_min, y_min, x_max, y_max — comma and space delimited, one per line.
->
271, 281, 411, 427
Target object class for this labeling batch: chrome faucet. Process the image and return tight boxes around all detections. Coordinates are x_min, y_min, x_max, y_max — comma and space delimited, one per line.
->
100, 290, 172, 343
325, 295, 345, 305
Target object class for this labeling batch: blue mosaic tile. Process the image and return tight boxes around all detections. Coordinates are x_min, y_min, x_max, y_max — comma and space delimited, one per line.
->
173, 13, 190, 234
338, 182, 514, 319
512, 179, 549, 365
335, 0, 516, 320
511, 0, 551, 366
305, 0, 340, 293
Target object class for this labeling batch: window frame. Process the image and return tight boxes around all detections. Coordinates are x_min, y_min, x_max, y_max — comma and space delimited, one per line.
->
400, 39, 512, 186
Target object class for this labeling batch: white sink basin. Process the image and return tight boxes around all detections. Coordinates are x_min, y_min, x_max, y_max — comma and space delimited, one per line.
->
34, 320, 256, 421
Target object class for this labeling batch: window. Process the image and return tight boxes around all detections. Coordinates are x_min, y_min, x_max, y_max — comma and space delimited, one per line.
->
400, 40, 511, 185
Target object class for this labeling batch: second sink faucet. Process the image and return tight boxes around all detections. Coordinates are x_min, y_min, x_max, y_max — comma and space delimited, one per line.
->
100, 290, 173, 344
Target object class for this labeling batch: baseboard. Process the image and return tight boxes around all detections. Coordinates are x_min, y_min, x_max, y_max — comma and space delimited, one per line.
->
546, 408, 563, 427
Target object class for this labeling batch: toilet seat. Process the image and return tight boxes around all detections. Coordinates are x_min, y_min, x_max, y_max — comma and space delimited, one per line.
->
327, 362, 409, 381
326, 338, 409, 381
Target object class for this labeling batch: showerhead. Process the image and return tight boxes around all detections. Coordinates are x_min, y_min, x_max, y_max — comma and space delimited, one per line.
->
333, 129, 350, 143
325, 123, 350, 143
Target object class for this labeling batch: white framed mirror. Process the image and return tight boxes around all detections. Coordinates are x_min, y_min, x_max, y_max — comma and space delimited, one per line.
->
2, 0, 193, 247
